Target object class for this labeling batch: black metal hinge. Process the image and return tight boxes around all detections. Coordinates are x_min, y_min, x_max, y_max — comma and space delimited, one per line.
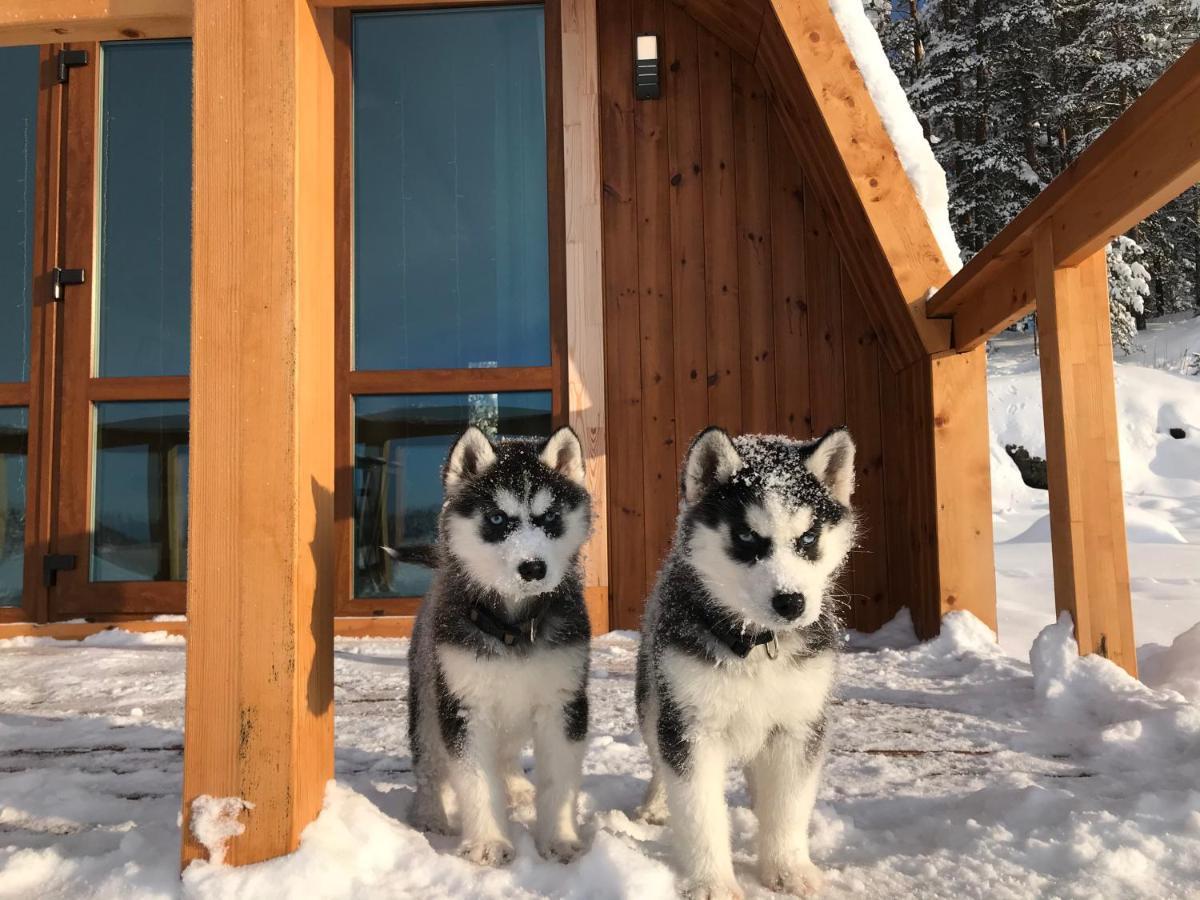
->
56, 49, 89, 84
52, 266, 86, 301
43, 554, 77, 588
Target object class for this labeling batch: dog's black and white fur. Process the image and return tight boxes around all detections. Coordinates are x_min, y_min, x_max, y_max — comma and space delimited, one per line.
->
636, 427, 857, 899
407, 426, 593, 867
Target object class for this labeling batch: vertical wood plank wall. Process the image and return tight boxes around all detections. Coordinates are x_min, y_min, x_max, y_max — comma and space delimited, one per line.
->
600, 0, 925, 631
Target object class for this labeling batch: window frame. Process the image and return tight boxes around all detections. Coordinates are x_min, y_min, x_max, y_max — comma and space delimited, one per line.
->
332, 4, 569, 616
53, 40, 191, 618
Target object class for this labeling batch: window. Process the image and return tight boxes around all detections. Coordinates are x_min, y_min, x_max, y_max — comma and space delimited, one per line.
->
336, 6, 566, 614
0, 46, 41, 617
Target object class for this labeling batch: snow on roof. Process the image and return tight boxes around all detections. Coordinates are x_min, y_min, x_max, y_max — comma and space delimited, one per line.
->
827, 0, 964, 273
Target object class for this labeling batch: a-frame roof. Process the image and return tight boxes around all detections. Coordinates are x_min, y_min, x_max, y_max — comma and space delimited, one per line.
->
675, 0, 956, 369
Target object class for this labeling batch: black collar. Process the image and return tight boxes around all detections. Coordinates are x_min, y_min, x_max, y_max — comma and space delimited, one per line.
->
699, 603, 776, 659
466, 598, 549, 648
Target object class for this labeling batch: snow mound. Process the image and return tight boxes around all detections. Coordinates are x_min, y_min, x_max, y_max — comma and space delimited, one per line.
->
1141, 622, 1200, 703
921, 610, 999, 658
827, 0, 962, 271
1007, 506, 1188, 545
847, 607, 919, 650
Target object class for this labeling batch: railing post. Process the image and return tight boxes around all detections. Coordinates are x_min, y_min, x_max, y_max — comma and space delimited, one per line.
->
1033, 225, 1137, 675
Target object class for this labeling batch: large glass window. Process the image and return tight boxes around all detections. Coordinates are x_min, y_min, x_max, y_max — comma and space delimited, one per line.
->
92, 401, 188, 582
0, 45, 39, 383
353, 7, 551, 371
0, 408, 28, 606
354, 392, 551, 598
96, 40, 192, 378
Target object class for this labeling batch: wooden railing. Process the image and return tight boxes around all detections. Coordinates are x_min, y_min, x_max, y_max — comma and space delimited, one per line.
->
925, 40, 1200, 677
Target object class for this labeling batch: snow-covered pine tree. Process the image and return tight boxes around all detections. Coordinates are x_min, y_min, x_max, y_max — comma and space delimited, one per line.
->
1107, 235, 1151, 354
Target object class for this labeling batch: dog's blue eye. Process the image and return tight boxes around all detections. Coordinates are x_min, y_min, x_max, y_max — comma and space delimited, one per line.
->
543, 508, 559, 521
736, 528, 759, 544
488, 512, 508, 526
798, 529, 818, 548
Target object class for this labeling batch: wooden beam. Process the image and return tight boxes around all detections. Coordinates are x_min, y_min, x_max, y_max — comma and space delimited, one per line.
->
950, 252, 1036, 352
930, 349, 997, 632
181, 0, 335, 868
928, 42, 1200, 346
0, 0, 191, 45
561, 0, 609, 631
756, 0, 952, 365
1034, 228, 1137, 676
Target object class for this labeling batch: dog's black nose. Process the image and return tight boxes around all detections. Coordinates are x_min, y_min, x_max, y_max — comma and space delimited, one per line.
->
518, 559, 547, 582
772, 592, 806, 620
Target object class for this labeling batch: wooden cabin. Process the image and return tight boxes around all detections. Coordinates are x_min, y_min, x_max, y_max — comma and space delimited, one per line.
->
0, 0, 1195, 871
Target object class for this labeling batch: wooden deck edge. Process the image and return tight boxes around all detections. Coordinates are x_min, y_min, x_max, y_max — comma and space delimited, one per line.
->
0, 617, 423, 642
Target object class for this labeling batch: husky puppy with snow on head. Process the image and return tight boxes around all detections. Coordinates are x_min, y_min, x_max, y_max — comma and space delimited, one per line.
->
407, 425, 593, 867
636, 426, 857, 898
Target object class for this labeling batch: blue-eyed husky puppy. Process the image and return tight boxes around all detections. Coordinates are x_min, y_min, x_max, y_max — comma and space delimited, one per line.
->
407, 426, 592, 866
636, 427, 857, 898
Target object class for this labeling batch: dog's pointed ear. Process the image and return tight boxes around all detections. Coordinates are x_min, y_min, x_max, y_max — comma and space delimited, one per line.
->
805, 427, 856, 506
444, 426, 497, 491
539, 426, 586, 485
683, 427, 742, 506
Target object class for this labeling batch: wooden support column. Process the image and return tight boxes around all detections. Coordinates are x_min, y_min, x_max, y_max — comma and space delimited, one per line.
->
561, 0, 609, 632
930, 349, 998, 634
181, 0, 336, 868
1034, 227, 1137, 675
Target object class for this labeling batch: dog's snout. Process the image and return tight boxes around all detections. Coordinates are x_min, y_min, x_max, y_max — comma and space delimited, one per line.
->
771, 592, 806, 621
518, 559, 547, 582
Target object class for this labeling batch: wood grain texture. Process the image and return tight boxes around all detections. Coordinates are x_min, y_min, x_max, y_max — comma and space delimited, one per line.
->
634, 0, 679, 601
803, 194, 843, 435
665, 2, 710, 459
732, 56, 776, 434
598, 0, 647, 630
840, 274, 889, 632
181, 0, 336, 867
767, 111, 810, 437
668, 0, 765, 61
756, 0, 951, 364
0, 0, 191, 45
930, 348, 997, 633
561, 0, 610, 617
698, 30, 743, 432
1034, 231, 1136, 675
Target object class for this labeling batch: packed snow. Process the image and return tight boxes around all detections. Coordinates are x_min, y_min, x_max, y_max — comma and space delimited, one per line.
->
987, 314, 1200, 691
2, 614, 1200, 899
826, 0, 963, 271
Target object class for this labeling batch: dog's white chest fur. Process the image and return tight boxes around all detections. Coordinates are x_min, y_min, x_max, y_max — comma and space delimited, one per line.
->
661, 647, 835, 762
438, 643, 586, 728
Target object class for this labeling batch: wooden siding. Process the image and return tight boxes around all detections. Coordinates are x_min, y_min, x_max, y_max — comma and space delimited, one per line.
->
599, 0, 936, 631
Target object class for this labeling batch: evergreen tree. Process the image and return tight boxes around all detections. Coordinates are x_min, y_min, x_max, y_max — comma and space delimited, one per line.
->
1107, 236, 1151, 353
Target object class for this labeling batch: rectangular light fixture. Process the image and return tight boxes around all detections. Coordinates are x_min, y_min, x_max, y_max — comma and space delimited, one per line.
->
635, 34, 660, 101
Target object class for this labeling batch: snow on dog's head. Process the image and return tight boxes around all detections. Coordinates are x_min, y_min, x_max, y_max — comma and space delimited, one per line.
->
680, 427, 857, 632
440, 426, 592, 603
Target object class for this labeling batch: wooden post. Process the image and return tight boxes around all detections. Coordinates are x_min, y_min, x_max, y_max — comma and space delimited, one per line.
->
560, 0, 609, 632
181, 0, 336, 868
1034, 227, 1137, 675
930, 349, 998, 634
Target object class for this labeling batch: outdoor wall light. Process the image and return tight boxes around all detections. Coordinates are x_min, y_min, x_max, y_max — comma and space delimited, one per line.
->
635, 34, 660, 100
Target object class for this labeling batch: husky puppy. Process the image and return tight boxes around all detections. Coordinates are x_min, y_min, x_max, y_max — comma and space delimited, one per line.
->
636, 427, 857, 898
407, 425, 593, 867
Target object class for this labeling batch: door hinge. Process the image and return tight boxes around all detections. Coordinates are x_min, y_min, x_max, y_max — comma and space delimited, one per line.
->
52, 267, 86, 300
56, 49, 89, 84
43, 554, 78, 588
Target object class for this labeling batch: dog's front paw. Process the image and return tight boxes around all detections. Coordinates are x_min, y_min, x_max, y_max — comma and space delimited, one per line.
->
760, 859, 824, 897
537, 836, 583, 864
458, 839, 515, 867
683, 879, 744, 900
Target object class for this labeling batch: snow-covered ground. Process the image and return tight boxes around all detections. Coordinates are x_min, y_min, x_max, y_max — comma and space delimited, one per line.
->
2, 615, 1200, 899
0, 316, 1196, 898
987, 313, 1200, 696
